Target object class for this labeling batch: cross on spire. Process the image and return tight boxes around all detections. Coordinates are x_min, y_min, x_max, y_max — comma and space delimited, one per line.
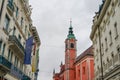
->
53, 69, 55, 75
69, 19, 73, 34
70, 18, 72, 28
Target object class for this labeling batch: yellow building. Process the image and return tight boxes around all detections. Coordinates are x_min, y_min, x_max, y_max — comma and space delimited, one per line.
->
0, 0, 40, 80
90, 0, 120, 80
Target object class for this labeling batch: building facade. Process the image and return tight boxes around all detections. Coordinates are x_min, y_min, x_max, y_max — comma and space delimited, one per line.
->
53, 21, 94, 80
0, 0, 40, 80
75, 46, 94, 80
90, 0, 120, 80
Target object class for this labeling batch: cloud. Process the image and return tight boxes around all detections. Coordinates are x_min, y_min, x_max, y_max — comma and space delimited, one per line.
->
29, 0, 101, 80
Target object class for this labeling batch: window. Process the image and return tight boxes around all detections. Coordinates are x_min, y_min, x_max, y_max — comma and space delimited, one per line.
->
70, 43, 74, 48
21, 17, 23, 27
10, 52, 13, 62
109, 31, 112, 45
78, 69, 80, 76
20, 62, 23, 70
107, 58, 109, 63
0, 40, 2, 50
101, 43, 104, 53
25, 25, 27, 34
66, 44, 68, 49
18, 34, 21, 42
4, 15, 10, 31
8, 49, 11, 61
117, 45, 120, 53
83, 67, 85, 74
16, 58, 18, 67
114, 22, 118, 39
12, 27, 16, 35
16, 7, 19, 18
105, 38, 108, 51
14, 56, 18, 67
111, 53, 114, 61
2, 44, 6, 56
28, 33, 30, 38
14, 56, 17, 65
8, 49, 13, 62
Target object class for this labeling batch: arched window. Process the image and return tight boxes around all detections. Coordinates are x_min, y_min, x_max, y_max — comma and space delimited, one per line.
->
66, 44, 68, 49
111, 53, 114, 58
107, 58, 109, 62
70, 43, 74, 48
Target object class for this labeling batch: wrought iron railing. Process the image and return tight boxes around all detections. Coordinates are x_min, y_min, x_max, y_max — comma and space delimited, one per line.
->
9, 35, 25, 53
0, 55, 12, 69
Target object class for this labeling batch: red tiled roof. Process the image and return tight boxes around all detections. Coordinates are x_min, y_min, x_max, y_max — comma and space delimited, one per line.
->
75, 46, 93, 63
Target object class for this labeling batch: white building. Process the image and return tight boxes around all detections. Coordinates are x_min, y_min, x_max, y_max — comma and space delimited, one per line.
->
90, 0, 120, 80
0, 0, 40, 80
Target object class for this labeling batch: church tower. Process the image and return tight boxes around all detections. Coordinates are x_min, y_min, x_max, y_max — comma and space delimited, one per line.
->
64, 20, 77, 80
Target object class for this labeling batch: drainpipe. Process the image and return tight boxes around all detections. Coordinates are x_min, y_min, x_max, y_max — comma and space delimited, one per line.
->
0, 0, 5, 22
98, 25, 104, 80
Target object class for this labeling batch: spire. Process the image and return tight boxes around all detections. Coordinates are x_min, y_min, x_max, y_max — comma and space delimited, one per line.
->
67, 19, 75, 39
69, 19, 73, 34
70, 18, 72, 28
60, 61, 63, 66
53, 69, 55, 75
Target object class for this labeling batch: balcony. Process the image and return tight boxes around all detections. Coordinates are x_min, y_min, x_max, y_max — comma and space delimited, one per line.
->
0, 55, 12, 72
10, 65, 24, 79
22, 75, 31, 80
7, 0, 14, 16
8, 35, 25, 57
11, 65, 31, 80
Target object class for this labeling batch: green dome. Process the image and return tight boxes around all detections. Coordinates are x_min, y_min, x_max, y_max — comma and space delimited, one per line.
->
67, 20, 76, 39
67, 34, 75, 39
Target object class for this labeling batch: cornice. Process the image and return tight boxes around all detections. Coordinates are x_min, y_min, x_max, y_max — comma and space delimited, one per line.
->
90, 0, 111, 40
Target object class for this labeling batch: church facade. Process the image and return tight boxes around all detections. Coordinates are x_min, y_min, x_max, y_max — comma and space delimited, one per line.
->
53, 22, 94, 80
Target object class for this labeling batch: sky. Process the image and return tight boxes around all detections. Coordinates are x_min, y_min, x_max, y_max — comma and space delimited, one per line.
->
29, 0, 102, 80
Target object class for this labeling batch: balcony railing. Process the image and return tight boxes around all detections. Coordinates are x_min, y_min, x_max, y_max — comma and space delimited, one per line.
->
8, 35, 25, 55
10, 65, 24, 79
0, 55, 12, 70
22, 75, 31, 80
7, 0, 14, 11
10, 63, 31, 79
